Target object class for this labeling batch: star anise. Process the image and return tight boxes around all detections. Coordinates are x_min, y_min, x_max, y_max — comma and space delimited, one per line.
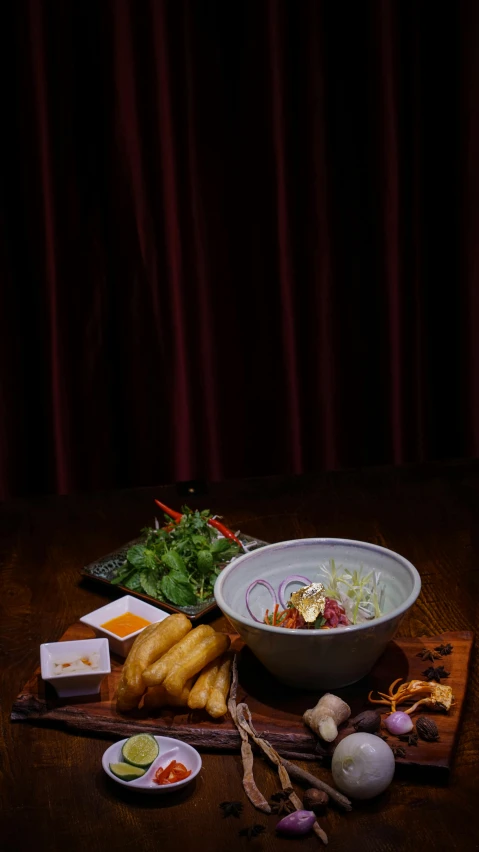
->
416, 647, 440, 662
399, 732, 419, 746
220, 801, 243, 818
422, 665, 450, 682
239, 825, 266, 840
392, 746, 406, 758
374, 732, 389, 740
269, 790, 294, 816
434, 643, 453, 657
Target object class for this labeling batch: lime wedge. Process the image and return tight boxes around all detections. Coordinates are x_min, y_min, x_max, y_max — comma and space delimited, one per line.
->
121, 733, 159, 768
109, 763, 146, 781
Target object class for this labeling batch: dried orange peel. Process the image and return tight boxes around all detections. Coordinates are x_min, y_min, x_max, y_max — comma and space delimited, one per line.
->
368, 678, 454, 715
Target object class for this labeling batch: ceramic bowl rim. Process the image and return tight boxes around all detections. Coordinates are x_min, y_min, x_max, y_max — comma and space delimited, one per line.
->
214, 537, 421, 636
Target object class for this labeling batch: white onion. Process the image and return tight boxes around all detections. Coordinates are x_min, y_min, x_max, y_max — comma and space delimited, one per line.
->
331, 733, 395, 799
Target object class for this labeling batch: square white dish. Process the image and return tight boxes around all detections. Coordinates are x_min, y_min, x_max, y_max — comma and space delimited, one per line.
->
40, 638, 110, 698
79, 595, 169, 656
102, 736, 201, 793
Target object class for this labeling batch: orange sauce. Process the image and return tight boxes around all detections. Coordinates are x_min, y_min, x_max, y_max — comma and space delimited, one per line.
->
101, 612, 151, 637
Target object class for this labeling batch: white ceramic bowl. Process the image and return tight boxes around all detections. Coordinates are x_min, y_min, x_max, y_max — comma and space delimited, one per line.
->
40, 638, 110, 697
80, 595, 169, 657
102, 736, 202, 793
214, 538, 421, 690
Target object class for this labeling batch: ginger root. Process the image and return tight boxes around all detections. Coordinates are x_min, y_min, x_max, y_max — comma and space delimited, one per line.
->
303, 693, 351, 742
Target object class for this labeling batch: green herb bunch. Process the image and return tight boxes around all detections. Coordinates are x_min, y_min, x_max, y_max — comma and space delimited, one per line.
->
111, 507, 240, 607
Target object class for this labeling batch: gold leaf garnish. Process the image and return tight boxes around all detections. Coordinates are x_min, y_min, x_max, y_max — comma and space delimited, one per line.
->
290, 583, 326, 623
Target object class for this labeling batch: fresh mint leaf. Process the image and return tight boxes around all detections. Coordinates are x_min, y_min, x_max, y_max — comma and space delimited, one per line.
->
142, 549, 158, 571
160, 573, 197, 606
110, 562, 132, 584
162, 550, 187, 575
127, 545, 148, 568
140, 571, 159, 597
197, 550, 214, 574
124, 574, 142, 591
211, 537, 236, 554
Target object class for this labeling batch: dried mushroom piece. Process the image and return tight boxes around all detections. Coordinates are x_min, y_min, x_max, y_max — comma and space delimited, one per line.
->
369, 678, 454, 715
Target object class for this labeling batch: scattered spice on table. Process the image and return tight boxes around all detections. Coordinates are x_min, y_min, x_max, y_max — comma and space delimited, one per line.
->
220, 801, 243, 818
399, 732, 419, 747
238, 825, 266, 840
269, 791, 295, 816
422, 666, 450, 682
435, 643, 454, 656
417, 648, 440, 662
392, 746, 406, 758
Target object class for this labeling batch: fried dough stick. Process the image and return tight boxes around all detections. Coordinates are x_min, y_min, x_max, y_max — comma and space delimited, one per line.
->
163, 633, 230, 697
142, 624, 214, 687
205, 653, 233, 718
116, 613, 191, 712
188, 657, 221, 710
143, 679, 194, 709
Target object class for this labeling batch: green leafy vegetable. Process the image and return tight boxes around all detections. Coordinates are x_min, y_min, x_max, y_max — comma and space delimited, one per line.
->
111, 507, 241, 608
160, 572, 197, 606
140, 571, 159, 598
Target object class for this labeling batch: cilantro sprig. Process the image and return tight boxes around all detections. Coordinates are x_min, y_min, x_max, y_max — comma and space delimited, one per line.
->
111, 507, 240, 607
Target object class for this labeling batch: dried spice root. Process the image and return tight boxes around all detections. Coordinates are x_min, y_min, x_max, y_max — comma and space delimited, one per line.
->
303, 693, 351, 742
235, 703, 329, 844
227, 657, 271, 814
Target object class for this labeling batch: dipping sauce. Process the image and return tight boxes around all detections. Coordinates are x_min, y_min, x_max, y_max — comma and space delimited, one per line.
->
100, 612, 151, 637
52, 652, 100, 675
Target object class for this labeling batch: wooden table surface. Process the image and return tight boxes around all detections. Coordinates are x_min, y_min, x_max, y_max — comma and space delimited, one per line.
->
1, 462, 478, 852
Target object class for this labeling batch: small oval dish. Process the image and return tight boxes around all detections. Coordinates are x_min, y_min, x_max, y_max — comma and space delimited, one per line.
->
102, 736, 201, 793
40, 638, 110, 698
80, 595, 169, 657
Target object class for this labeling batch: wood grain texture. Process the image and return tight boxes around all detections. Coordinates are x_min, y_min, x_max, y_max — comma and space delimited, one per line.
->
11, 625, 473, 779
2, 461, 479, 852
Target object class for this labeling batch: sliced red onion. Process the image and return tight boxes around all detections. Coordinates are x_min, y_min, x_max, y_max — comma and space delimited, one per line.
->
245, 579, 277, 623
384, 711, 413, 736
278, 575, 311, 610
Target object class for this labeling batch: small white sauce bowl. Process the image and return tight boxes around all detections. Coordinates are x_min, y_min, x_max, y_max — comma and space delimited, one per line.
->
80, 595, 169, 657
102, 736, 202, 793
40, 638, 110, 698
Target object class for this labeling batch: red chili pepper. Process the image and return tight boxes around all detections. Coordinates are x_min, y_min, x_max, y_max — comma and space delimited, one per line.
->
153, 759, 177, 785
154, 499, 242, 547
207, 517, 242, 547
153, 760, 191, 786
154, 499, 182, 522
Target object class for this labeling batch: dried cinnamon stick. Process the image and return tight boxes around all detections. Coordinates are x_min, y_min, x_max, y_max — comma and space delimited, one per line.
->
227, 658, 271, 814
236, 703, 329, 845
281, 759, 352, 811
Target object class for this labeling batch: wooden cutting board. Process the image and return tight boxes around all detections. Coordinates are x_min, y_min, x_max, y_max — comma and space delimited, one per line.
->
11, 626, 472, 778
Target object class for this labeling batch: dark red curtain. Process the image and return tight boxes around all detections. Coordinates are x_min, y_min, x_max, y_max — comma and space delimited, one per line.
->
1, 0, 478, 500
